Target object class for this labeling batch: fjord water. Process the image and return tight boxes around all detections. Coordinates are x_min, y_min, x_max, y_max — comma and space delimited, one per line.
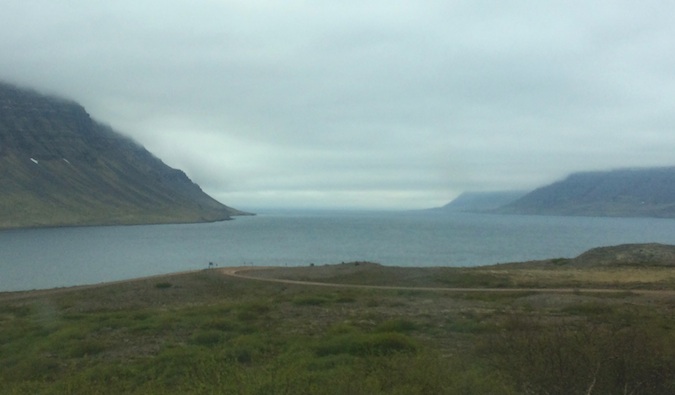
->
2, 210, 675, 292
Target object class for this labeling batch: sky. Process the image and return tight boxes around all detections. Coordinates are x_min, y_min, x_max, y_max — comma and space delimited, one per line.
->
2, 1, 675, 210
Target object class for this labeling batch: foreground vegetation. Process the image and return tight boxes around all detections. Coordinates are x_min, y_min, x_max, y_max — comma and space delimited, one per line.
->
1, 261, 673, 394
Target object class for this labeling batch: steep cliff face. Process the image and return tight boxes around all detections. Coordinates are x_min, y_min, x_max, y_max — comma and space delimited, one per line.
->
0, 82, 245, 229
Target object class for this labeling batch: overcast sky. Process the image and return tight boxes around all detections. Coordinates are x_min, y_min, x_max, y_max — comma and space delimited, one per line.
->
2, 1, 674, 210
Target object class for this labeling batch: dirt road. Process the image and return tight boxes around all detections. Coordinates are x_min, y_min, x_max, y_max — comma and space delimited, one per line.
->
219, 267, 674, 295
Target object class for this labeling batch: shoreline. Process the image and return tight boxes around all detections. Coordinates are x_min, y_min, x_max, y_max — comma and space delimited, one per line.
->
0, 268, 206, 301
3, 244, 675, 300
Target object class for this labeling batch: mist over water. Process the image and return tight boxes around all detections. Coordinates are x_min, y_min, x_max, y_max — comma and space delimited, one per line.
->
2, 210, 675, 292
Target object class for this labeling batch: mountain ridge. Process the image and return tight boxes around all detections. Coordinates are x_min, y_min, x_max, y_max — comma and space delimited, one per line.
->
496, 167, 675, 218
0, 81, 247, 229
437, 191, 527, 213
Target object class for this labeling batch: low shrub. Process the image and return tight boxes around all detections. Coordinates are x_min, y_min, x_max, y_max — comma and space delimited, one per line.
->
375, 318, 417, 333
561, 301, 616, 316
204, 317, 238, 332
190, 329, 225, 346
485, 315, 675, 395
292, 295, 332, 306
235, 301, 270, 321
315, 332, 417, 357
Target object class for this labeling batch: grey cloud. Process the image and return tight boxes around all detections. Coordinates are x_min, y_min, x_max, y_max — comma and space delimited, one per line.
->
2, 1, 675, 209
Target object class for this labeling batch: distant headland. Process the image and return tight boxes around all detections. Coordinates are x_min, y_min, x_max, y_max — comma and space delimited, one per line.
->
439, 166, 675, 219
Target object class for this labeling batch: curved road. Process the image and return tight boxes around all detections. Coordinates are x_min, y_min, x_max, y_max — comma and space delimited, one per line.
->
2, 267, 671, 302
219, 267, 674, 296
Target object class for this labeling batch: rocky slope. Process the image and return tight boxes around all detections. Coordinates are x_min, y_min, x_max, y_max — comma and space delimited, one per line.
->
0, 81, 246, 229
437, 191, 527, 212
497, 167, 675, 218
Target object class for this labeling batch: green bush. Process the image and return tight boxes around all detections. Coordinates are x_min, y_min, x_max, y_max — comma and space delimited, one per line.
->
316, 332, 417, 357
235, 301, 270, 321
486, 315, 675, 395
204, 317, 239, 332
66, 339, 107, 358
375, 318, 417, 333
190, 329, 225, 346
229, 334, 272, 364
292, 295, 332, 306
561, 301, 616, 316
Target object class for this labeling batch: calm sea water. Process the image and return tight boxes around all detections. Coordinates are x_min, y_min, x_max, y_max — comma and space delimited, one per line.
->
2, 210, 675, 292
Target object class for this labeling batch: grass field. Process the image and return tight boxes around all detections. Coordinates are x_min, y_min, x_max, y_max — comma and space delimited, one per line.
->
1, 260, 673, 394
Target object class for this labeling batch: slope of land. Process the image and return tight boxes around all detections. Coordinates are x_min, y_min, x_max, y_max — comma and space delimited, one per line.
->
436, 190, 527, 212
497, 167, 675, 218
232, 243, 675, 291
0, 82, 247, 229
1, 243, 673, 394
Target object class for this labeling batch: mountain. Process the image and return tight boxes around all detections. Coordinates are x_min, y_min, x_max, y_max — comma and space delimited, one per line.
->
0, 81, 247, 229
437, 191, 527, 212
497, 167, 675, 218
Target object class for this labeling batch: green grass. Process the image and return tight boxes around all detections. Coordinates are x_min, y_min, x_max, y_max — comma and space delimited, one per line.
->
436, 270, 513, 288
0, 269, 673, 394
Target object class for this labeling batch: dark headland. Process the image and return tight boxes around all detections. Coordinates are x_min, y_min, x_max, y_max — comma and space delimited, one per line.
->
499, 167, 675, 218
440, 167, 675, 219
0, 81, 249, 229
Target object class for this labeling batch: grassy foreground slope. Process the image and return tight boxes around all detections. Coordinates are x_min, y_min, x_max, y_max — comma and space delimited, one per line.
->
0, 245, 673, 394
